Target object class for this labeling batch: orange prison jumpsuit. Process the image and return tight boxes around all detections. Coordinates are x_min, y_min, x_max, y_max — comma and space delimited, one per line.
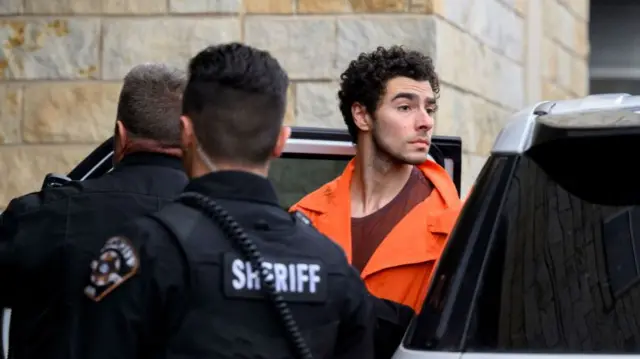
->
290, 159, 462, 312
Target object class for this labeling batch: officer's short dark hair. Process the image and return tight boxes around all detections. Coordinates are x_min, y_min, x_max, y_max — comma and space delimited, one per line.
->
117, 63, 187, 147
182, 42, 290, 166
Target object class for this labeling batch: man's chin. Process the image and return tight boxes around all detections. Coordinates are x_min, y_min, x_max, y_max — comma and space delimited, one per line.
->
400, 154, 430, 166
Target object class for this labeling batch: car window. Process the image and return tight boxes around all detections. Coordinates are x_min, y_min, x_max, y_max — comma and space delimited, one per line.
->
268, 155, 351, 209
463, 134, 640, 353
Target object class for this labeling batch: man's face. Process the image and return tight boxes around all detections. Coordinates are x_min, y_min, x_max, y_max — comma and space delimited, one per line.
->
370, 76, 436, 165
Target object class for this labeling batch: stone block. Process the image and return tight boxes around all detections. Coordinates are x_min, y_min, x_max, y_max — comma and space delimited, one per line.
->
468, 95, 512, 154
434, 17, 523, 110
556, 46, 572, 91
541, 38, 558, 82
434, 18, 477, 92
574, 20, 589, 58
433, 0, 523, 62
25, 0, 167, 13
295, 82, 345, 128
294, 0, 410, 12
0, 0, 22, 14
284, 84, 295, 125
297, 0, 349, 13
349, 0, 407, 12
103, 0, 167, 13
541, 80, 566, 101
491, 55, 524, 110
555, 3, 575, 51
25, 0, 96, 13
244, 17, 335, 80
436, 84, 511, 155
22, 83, 122, 143
244, 0, 293, 13
462, 0, 524, 63
571, 57, 588, 96
496, 0, 523, 14
541, 0, 559, 40
0, 84, 22, 144
498, 2, 525, 62
409, 0, 443, 13
0, 19, 99, 79
565, 0, 589, 21
514, 0, 526, 15
170, 0, 240, 13
461, 152, 488, 198
336, 16, 436, 74
0, 145, 94, 206
435, 85, 478, 151
102, 18, 241, 80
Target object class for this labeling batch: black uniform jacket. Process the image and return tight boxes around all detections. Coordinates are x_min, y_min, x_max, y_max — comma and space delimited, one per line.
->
0, 152, 188, 359
80, 170, 376, 359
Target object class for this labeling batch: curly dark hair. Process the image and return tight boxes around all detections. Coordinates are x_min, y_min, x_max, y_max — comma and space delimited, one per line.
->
182, 42, 289, 165
338, 45, 440, 143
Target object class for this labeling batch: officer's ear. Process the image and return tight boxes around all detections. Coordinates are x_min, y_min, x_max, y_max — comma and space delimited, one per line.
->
272, 125, 291, 158
179, 115, 195, 149
113, 120, 128, 164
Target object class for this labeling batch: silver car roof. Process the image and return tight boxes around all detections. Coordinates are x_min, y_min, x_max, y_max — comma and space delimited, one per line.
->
492, 93, 640, 155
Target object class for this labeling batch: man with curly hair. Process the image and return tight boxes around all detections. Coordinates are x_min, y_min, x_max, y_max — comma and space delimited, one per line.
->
291, 45, 462, 313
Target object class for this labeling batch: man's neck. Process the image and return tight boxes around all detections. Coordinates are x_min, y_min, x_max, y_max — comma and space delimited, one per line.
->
350, 147, 413, 218
117, 138, 183, 162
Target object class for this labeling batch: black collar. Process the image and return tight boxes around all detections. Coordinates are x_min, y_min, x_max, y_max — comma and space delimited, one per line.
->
116, 152, 184, 171
184, 171, 280, 207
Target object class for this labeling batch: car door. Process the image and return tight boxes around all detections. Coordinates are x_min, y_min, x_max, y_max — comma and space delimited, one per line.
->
395, 127, 640, 359
272, 126, 463, 208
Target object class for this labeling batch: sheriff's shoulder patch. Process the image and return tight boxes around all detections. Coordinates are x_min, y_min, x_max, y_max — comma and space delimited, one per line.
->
84, 235, 140, 302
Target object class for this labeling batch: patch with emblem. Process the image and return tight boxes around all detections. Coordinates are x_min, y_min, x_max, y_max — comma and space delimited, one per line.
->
84, 236, 139, 302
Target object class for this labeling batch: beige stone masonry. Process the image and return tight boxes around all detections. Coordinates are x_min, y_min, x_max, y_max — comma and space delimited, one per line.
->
0, 0, 591, 205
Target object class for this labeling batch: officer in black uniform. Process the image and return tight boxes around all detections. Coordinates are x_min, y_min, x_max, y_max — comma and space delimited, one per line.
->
0, 63, 189, 359
80, 43, 375, 359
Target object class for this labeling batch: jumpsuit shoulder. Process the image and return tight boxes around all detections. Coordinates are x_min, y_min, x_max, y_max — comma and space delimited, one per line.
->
294, 219, 354, 273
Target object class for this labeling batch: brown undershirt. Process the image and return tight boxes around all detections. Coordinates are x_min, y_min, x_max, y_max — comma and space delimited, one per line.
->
350, 167, 433, 273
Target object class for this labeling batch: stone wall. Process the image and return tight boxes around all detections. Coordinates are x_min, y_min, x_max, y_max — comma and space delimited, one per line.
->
0, 0, 590, 207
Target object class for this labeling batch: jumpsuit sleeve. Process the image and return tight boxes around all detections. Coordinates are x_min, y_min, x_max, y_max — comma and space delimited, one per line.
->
79, 217, 188, 359
334, 265, 376, 359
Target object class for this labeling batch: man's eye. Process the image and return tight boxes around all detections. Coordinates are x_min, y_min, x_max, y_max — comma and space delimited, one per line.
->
397, 105, 411, 112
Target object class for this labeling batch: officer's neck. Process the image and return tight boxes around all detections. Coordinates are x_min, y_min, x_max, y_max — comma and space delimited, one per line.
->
190, 160, 269, 179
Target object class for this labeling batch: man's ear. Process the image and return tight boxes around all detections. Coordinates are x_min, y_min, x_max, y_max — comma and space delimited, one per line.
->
113, 120, 128, 163
179, 115, 194, 148
272, 125, 291, 158
352, 103, 372, 132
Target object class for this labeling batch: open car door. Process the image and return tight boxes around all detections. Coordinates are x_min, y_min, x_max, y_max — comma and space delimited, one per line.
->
1, 126, 462, 358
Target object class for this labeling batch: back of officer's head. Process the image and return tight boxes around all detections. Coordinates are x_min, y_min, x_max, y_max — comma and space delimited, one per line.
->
114, 63, 187, 163
180, 42, 290, 177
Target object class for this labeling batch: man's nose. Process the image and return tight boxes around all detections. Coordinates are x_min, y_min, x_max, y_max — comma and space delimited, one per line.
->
416, 110, 434, 130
